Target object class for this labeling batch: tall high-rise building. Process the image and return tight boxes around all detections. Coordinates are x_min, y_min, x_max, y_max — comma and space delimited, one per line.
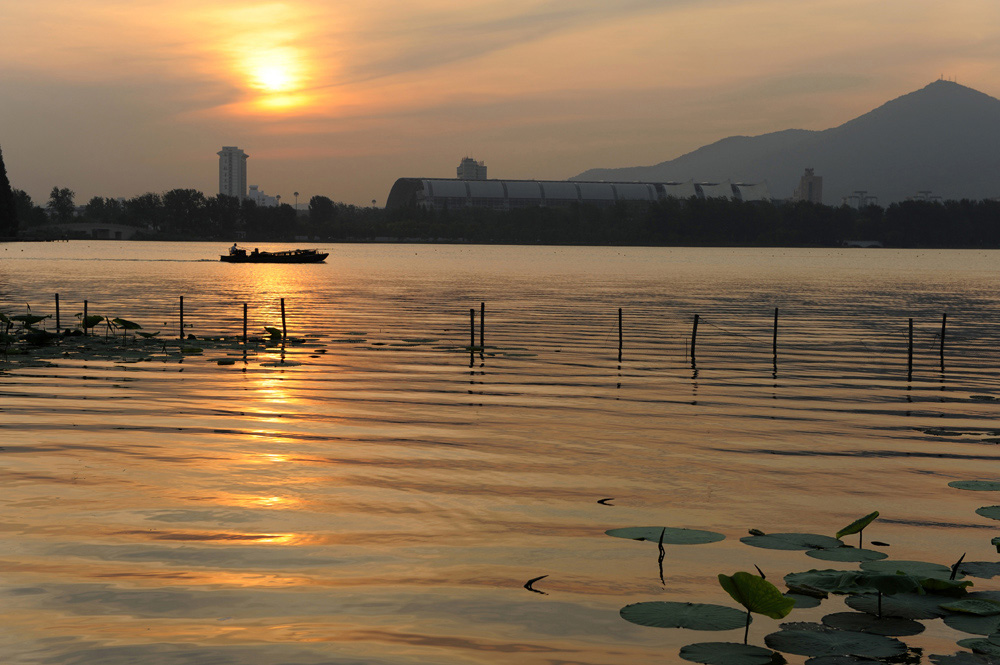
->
218, 146, 249, 199
792, 167, 822, 204
456, 157, 487, 180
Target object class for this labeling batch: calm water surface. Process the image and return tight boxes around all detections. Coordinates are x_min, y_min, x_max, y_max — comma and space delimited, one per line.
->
2, 242, 1000, 664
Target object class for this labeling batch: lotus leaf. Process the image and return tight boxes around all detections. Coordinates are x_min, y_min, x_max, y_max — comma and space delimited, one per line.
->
619, 601, 748, 631
957, 638, 1000, 659
764, 625, 906, 658
960, 564, 1000, 580
111, 318, 142, 330
836, 512, 879, 540
976, 507, 1000, 521
678, 642, 778, 665
929, 653, 1000, 665
786, 593, 822, 609
993, 538, 1000, 554
821, 611, 924, 636
941, 600, 1000, 616
805, 657, 885, 665
944, 613, 1000, 636
719, 572, 795, 620
785, 570, 873, 595
137, 331, 160, 339
860, 559, 956, 580
807, 548, 887, 563
922, 577, 974, 597
950, 481, 1000, 492
11, 314, 49, 326
605, 526, 725, 545
742, 533, 844, 551
845, 592, 947, 620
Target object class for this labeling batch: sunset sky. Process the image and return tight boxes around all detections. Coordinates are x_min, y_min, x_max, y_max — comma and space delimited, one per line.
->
2, 0, 999, 207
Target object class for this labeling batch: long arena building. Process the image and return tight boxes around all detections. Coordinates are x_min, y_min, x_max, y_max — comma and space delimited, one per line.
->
386, 178, 771, 210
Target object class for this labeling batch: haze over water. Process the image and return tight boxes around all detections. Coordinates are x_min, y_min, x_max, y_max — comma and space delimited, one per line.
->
3, 242, 1000, 664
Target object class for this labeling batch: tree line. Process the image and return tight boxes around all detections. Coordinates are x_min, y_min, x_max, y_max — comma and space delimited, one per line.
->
7, 182, 1000, 248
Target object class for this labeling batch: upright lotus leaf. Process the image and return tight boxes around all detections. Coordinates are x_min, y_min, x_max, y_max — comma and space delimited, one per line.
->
265, 326, 283, 340
719, 572, 795, 644
922, 577, 974, 597
137, 331, 160, 339
112, 317, 142, 342
619, 601, 748, 631
11, 314, 49, 328
836, 511, 879, 548
678, 642, 778, 665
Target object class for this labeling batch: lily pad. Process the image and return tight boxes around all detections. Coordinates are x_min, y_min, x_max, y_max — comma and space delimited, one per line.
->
929, 653, 1000, 665
957, 638, 1000, 659
943, 600, 1000, 616
605, 526, 725, 545
742, 533, 844, 551
679, 642, 778, 665
764, 625, 906, 658
845, 592, 947, 620
959, 564, 1000, 580
620, 601, 748, 631
821, 611, 925, 636
860, 559, 956, 580
944, 613, 1000, 636
786, 593, 822, 610
976, 507, 1000, 521
950, 481, 1000, 491
807, 548, 888, 563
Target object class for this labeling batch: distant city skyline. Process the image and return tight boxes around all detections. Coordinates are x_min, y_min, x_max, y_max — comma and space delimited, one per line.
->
2, 1, 999, 207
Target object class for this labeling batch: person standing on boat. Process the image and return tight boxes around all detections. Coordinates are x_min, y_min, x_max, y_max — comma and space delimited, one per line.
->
230, 242, 238, 255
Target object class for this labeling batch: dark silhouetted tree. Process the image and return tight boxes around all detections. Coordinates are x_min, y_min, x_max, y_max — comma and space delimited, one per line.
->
47, 186, 76, 223
0, 147, 17, 237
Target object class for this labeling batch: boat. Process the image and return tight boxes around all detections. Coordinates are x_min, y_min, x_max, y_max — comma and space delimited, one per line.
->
220, 246, 329, 263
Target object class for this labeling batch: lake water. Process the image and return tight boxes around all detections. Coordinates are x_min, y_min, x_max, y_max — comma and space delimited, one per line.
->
3, 242, 1000, 664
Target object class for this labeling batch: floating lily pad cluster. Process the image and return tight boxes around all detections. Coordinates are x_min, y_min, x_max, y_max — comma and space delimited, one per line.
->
604, 503, 1000, 664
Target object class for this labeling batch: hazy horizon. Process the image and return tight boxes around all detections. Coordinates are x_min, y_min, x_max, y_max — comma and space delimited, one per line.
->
3, 0, 999, 207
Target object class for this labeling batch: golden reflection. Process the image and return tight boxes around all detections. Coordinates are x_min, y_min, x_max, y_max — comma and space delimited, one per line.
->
224, 493, 303, 510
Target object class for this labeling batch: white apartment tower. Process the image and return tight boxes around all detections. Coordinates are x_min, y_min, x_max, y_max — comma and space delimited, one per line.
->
457, 157, 487, 180
792, 167, 823, 204
218, 146, 249, 199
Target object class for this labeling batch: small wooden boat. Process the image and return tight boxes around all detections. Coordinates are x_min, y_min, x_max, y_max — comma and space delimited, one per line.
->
220, 247, 329, 263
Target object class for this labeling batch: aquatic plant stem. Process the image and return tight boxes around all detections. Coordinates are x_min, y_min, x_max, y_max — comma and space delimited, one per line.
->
744, 610, 751, 645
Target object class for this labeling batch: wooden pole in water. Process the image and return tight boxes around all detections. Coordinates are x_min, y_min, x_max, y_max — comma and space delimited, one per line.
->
83, 299, 88, 336
55, 293, 60, 333
243, 303, 248, 344
618, 307, 623, 362
470, 308, 475, 348
940, 312, 947, 368
280, 298, 287, 340
772, 307, 779, 357
691, 314, 700, 363
480, 302, 485, 349
179, 296, 184, 339
908, 317, 914, 377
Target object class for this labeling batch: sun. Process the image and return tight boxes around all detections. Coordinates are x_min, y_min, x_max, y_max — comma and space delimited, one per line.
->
256, 65, 294, 93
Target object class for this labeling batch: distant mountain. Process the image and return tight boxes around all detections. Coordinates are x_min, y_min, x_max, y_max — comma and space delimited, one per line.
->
573, 81, 1000, 204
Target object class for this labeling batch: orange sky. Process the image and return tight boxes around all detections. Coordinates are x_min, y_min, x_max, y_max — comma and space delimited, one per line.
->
2, 0, 1000, 206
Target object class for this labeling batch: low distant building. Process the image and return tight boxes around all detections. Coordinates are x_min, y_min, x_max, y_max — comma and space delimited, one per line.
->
792, 168, 823, 204
386, 178, 770, 210
248, 185, 279, 207
457, 157, 487, 180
